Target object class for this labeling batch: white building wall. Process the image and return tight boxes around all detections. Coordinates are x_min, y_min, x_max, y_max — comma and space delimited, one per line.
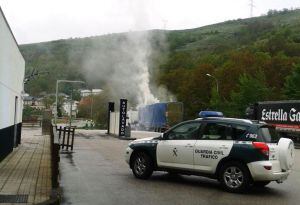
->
63, 101, 78, 117
109, 112, 120, 136
0, 8, 25, 130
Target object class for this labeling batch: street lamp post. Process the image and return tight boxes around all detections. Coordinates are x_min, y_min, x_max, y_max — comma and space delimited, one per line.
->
206, 73, 219, 94
69, 89, 73, 128
55, 80, 85, 125
88, 90, 94, 121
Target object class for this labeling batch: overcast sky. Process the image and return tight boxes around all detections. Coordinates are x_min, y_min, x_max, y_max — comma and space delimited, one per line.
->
0, 0, 299, 44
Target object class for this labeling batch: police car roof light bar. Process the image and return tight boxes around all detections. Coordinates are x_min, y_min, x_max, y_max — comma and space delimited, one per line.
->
199, 111, 224, 118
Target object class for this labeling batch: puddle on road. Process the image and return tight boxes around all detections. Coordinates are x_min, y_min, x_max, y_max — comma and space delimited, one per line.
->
61, 151, 76, 167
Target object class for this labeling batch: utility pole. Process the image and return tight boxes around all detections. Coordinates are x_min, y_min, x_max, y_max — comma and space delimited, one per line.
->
249, 0, 255, 17
23, 68, 49, 84
162, 19, 167, 30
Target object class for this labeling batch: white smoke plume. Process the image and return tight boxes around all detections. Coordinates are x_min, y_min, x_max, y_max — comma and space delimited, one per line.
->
79, 0, 174, 107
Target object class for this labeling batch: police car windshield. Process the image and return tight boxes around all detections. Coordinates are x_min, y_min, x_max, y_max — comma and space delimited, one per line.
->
258, 126, 280, 143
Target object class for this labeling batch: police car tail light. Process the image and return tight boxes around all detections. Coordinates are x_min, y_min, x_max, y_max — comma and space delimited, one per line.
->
252, 142, 269, 157
263, 165, 272, 170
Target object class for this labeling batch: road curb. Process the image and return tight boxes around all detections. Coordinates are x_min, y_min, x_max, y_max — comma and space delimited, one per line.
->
36, 188, 61, 205
108, 133, 136, 140
119, 137, 137, 140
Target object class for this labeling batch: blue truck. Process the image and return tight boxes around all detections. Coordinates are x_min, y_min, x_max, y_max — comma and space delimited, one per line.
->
138, 102, 183, 132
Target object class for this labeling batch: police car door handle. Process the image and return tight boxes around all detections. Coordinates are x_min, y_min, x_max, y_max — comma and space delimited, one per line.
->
219, 145, 228, 149
185, 144, 193, 148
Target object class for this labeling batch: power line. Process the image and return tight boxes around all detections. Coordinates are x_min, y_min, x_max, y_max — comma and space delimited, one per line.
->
24, 68, 49, 84
162, 19, 167, 30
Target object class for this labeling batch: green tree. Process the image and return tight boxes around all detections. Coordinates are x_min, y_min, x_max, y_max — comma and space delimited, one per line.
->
77, 90, 112, 128
22, 106, 43, 120
284, 64, 300, 99
177, 64, 214, 119
230, 72, 270, 117
42, 96, 55, 109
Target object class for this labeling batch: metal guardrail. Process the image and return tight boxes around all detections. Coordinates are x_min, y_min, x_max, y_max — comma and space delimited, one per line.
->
56, 126, 76, 151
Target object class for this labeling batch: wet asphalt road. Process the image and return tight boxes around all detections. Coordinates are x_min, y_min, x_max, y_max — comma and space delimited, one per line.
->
60, 130, 300, 205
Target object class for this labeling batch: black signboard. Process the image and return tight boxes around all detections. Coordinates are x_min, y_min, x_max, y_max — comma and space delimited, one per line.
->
119, 99, 127, 137
256, 101, 300, 125
109, 102, 115, 112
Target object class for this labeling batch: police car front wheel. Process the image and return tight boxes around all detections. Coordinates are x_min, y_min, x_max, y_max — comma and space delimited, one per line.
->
219, 162, 251, 193
132, 152, 153, 179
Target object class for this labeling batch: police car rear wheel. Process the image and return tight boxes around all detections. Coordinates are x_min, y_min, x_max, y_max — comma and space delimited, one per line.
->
132, 152, 153, 179
220, 162, 250, 193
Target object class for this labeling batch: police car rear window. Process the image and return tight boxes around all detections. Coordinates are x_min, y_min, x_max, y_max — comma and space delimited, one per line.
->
202, 123, 232, 140
258, 126, 280, 143
231, 125, 249, 140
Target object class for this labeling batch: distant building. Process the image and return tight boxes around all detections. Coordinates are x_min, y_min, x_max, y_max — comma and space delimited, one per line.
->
23, 96, 45, 110
58, 93, 69, 99
44, 93, 69, 115
45, 93, 69, 99
80, 89, 102, 97
63, 100, 79, 117
23, 96, 35, 106
0, 7, 25, 160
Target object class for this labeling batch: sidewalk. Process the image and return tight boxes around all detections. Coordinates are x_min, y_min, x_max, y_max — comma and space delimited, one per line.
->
0, 127, 52, 204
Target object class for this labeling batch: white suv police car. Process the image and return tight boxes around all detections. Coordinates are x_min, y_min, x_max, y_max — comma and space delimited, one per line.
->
125, 115, 295, 192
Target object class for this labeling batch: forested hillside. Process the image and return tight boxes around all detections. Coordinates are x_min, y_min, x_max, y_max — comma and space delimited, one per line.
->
20, 9, 300, 119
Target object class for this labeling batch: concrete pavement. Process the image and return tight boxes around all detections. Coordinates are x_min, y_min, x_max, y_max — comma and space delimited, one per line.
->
0, 127, 53, 204
60, 129, 300, 205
